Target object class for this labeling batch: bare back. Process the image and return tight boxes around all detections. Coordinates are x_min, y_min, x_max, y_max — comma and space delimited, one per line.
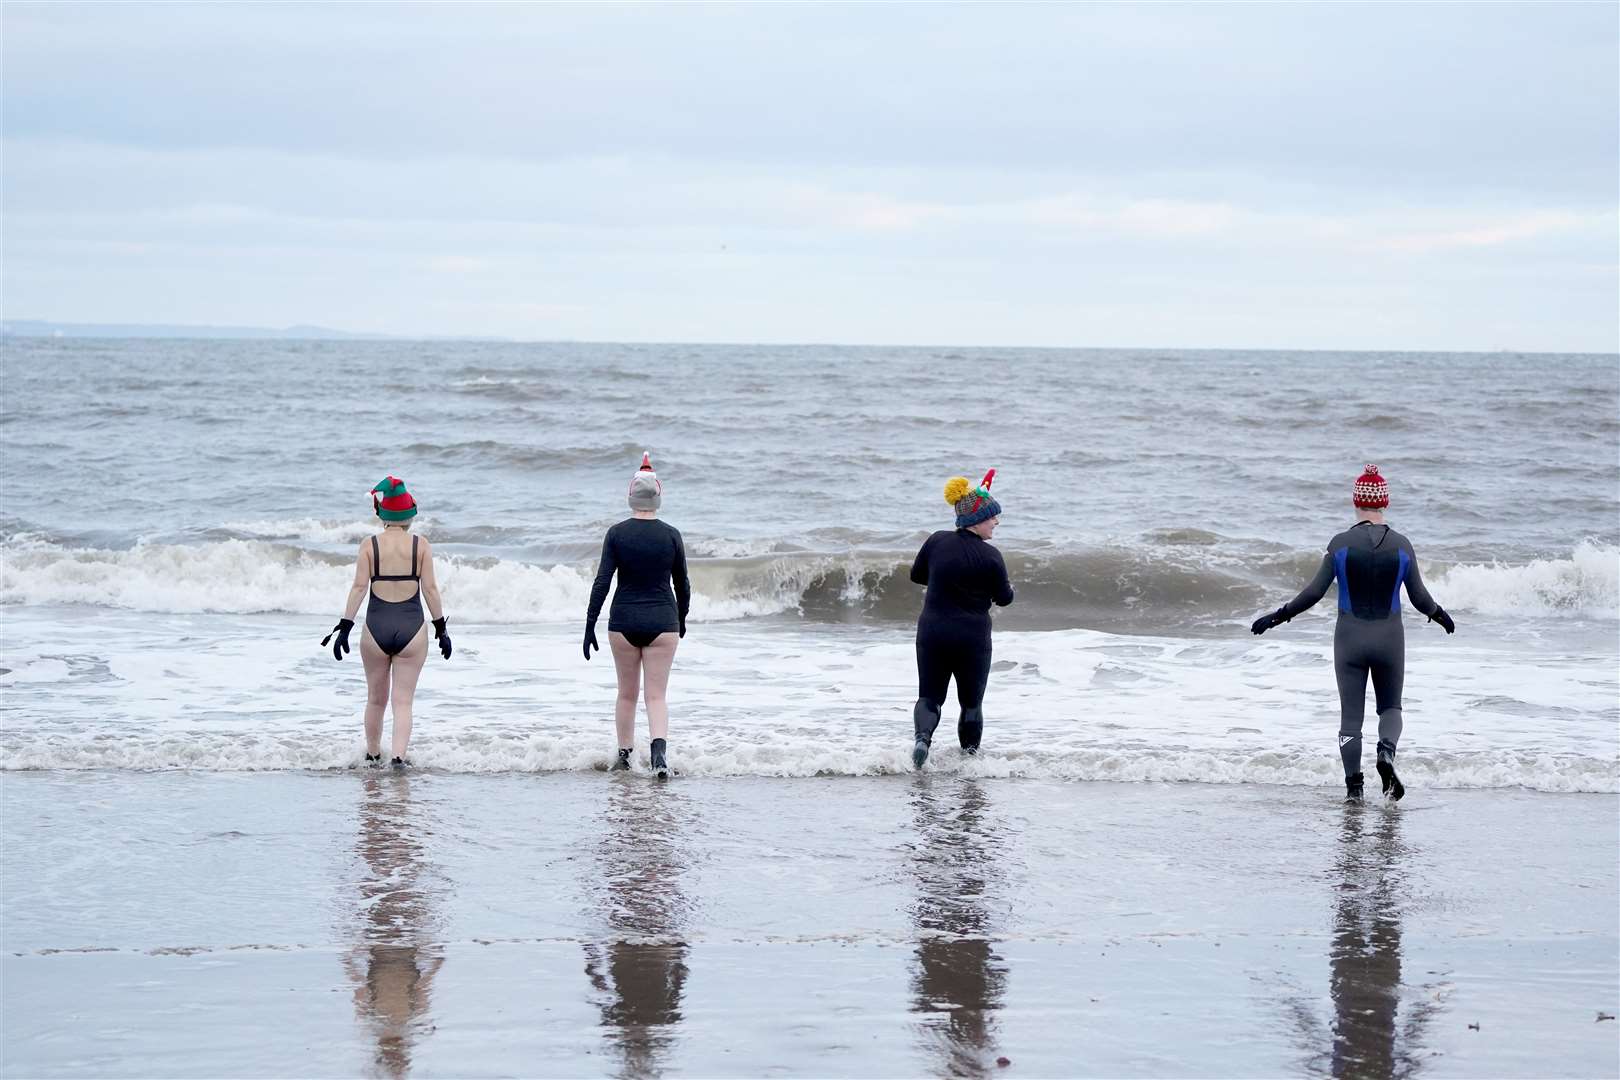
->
369, 530, 421, 603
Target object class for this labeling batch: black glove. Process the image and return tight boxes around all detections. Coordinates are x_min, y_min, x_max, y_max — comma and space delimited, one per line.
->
1250, 607, 1290, 635
583, 623, 599, 661
432, 617, 452, 659
322, 618, 354, 661
679, 616, 687, 639
1429, 606, 1456, 634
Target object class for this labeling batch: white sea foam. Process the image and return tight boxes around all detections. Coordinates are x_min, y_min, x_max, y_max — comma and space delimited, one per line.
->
1, 732, 1613, 792
1433, 540, 1618, 618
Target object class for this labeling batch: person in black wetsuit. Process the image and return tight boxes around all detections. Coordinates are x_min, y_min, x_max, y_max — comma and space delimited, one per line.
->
909, 470, 1014, 768
1251, 465, 1455, 801
585, 453, 692, 777
323, 476, 452, 769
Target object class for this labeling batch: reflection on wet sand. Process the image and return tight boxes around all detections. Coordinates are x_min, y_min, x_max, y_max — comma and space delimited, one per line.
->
343, 774, 444, 1080
906, 777, 1009, 1078
1325, 803, 1434, 1080
583, 779, 697, 1079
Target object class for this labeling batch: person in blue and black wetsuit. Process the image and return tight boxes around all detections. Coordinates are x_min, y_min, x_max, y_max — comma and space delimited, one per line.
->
1251, 465, 1455, 801
909, 470, 1015, 769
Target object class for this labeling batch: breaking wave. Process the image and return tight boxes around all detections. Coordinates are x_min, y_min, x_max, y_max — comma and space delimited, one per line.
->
2, 535, 1614, 626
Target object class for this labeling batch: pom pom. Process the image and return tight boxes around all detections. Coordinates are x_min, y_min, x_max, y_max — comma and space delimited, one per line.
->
944, 476, 972, 505
1363, 464, 1379, 476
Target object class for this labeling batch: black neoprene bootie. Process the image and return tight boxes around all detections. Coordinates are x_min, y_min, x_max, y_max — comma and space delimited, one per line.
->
958, 707, 984, 755
912, 699, 942, 769
650, 738, 669, 780
1376, 745, 1405, 802
612, 748, 632, 772
1345, 772, 1365, 801
364, 753, 382, 768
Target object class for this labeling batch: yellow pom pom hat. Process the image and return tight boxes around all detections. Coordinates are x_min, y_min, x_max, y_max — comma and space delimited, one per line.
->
946, 469, 1001, 528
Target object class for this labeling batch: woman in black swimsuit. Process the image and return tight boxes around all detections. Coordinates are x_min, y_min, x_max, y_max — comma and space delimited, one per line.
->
584, 453, 691, 777
324, 476, 451, 768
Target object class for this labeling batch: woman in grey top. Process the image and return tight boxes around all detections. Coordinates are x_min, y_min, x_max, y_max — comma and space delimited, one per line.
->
584, 453, 691, 778
1251, 465, 1455, 801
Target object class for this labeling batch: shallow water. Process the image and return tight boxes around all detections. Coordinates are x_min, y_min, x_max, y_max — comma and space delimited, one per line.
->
4, 772, 1616, 1077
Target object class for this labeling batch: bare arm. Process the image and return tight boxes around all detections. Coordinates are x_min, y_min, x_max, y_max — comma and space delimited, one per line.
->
419, 538, 445, 621
342, 540, 371, 620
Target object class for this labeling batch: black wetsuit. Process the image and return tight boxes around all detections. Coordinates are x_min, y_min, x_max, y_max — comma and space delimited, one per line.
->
1277, 522, 1441, 777
587, 519, 692, 647
910, 529, 1015, 752
366, 535, 425, 656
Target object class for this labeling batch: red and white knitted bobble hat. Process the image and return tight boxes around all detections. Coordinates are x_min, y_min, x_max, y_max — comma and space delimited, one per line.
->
1353, 464, 1389, 509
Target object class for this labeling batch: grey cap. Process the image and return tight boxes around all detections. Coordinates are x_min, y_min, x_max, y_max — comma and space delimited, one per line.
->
628, 451, 662, 511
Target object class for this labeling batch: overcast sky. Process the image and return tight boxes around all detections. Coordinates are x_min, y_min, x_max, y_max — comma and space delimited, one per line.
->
4, 2, 1616, 350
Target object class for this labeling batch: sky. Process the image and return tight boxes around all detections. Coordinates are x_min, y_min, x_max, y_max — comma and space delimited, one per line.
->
3, 2, 1617, 350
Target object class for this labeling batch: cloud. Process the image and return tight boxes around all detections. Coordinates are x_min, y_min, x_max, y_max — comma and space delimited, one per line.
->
1366, 210, 1594, 254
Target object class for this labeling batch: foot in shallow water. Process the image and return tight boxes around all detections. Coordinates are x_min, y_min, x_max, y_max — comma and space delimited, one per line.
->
1376, 751, 1405, 801
363, 753, 382, 768
390, 757, 410, 771
650, 738, 670, 779
1345, 772, 1365, 801
912, 739, 930, 770
612, 747, 632, 772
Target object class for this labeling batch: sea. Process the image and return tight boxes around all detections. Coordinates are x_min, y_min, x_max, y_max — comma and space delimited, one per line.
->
1, 340, 1615, 789
3, 340, 1617, 1078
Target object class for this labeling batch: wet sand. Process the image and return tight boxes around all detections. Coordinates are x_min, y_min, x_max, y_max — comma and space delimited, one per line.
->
3, 772, 1616, 1077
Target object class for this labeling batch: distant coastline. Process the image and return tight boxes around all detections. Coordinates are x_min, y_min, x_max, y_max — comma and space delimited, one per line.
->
0, 319, 399, 341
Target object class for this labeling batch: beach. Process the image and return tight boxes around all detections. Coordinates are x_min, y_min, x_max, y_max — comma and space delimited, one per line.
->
2, 341, 1618, 1076
4, 771, 1616, 1077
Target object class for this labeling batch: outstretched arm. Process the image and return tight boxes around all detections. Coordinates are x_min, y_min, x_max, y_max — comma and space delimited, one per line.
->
1252, 552, 1334, 633
1403, 548, 1454, 631
1402, 551, 1439, 618
1278, 552, 1336, 620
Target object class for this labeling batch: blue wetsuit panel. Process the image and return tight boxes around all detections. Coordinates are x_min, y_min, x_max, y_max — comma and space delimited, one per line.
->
1390, 548, 1410, 613
1334, 548, 1350, 614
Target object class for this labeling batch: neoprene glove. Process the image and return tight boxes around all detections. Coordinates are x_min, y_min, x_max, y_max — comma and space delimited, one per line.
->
1250, 607, 1290, 635
583, 623, 599, 661
679, 617, 687, 639
432, 617, 452, 659
1429, 606, 1456, 634
322, 618, 354, 661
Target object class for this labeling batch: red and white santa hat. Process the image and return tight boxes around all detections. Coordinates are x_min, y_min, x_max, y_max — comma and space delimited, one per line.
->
1352, 464, 1389, 509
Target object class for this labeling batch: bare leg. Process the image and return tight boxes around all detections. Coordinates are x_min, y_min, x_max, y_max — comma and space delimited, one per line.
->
360, 629, 390, 756
640, 633, 679, 741
387, 626, 429, 760
608, 632, 642, 749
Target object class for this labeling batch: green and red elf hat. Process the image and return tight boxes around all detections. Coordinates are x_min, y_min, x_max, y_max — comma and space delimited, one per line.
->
372, 476, 418, 521
945, 469, 1001, 528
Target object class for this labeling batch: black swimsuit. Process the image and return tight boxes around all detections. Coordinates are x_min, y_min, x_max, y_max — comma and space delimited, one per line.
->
367, 534, 425, 656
